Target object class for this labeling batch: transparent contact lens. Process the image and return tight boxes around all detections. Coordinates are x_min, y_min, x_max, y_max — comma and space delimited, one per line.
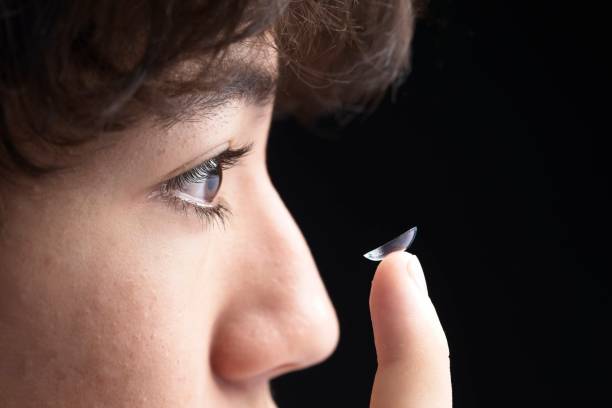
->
363, 226, 418, 261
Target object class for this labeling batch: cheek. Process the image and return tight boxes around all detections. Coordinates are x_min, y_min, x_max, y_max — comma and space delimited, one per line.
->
0, 201, 216, 405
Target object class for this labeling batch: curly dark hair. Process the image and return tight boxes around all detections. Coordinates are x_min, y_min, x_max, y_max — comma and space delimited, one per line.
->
0, 0, 427, 177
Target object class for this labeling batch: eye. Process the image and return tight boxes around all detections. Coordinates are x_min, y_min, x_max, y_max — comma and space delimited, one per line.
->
183, 175, 221, 203
151, 142, 254, 230
169, 160, 223, 207
181, 174, 221, 203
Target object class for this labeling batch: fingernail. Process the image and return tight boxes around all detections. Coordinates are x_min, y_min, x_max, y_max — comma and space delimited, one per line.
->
406, 253, 428, 295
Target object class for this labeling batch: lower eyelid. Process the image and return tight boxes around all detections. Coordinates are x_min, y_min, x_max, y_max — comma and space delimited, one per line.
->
167, 194, 232, 229
153, 183, 227, 215
171, 189, 215, 207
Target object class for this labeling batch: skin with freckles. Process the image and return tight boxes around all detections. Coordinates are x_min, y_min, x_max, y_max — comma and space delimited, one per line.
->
0, 33, 452, 408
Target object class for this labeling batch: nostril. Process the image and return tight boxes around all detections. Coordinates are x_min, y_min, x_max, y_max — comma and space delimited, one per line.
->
253, 363, 299, 383
267, 363, 295, 377
233, 363, 299, 389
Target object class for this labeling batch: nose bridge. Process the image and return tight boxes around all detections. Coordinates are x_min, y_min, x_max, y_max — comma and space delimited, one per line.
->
231, 165, 318, 279
210, 172, 339, 383
244, 174, 334, 317
255, 182, 315, 272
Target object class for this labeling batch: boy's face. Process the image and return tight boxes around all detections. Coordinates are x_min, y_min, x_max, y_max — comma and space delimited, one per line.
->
0, 40, 340, 407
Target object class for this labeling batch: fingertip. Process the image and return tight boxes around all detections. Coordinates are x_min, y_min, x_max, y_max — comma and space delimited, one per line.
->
369, 250, 447, 365
369, 250, 423, 360
369, 251, 416, 305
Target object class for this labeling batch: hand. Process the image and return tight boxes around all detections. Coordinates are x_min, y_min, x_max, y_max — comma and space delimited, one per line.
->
369, 251, 452, 407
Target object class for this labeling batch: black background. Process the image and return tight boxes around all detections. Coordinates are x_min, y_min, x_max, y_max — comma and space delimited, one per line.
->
268, 0, 610, 406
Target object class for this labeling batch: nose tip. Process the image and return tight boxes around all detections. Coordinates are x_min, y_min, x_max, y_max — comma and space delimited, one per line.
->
210, 287, 340, 385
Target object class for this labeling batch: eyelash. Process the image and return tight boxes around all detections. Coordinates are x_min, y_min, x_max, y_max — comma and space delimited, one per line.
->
156, 142, 254, 230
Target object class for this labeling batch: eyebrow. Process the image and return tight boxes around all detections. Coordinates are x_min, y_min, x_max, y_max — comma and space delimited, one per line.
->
156, 58, 279, 128
221, 60, 279, 107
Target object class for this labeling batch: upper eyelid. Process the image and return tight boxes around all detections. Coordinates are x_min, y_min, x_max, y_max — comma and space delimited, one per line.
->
153, 141, 230, 186
211, 141, 255, 169
169, 141, 255, 183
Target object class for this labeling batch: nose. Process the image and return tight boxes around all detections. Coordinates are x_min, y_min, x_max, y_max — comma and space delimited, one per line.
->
209, 170, 340, 386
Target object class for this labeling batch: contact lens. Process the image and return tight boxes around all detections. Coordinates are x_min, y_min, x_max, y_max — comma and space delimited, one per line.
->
362, 226, 418, 261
